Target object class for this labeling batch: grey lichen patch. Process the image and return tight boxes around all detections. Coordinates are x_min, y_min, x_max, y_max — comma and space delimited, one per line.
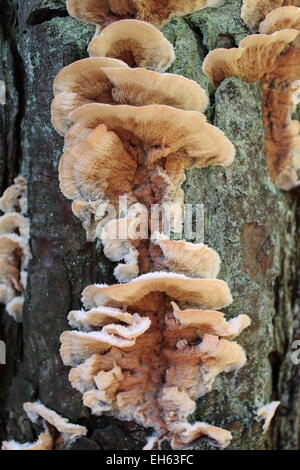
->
27, 0, 67, 22
188, 0, 249, 50
47, 17, 94, 63
162, 18, 209, 93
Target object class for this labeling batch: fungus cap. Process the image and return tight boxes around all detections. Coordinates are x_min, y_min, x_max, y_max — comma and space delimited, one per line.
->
60, 330, 135, 366
82, 272, 233, 310
102, 67, 209, 111
60, 313, 151, 366
58, 124, 136, 202
52, 57, 129, 135
68, 306, 135, 330
53, 57, 128, 97
23, 402, 87, 444
67, 0, 137, 27
100, 217, 140, 283
0, 233, 30, 268
67, 0, 226, 29
259, 6, 300, 34
241, 0, 300, 31
0, 283, 15, 304
170, 421, 232, 449
71, 200, 102, 242
158, 387, 232, 448
0, 213, 29, 240
157, 240, 221, 278
88, 20, 175, 72
92, 364, 123, 406
137, 0, 226, 27
0, 176, 27, 214
171, 302, 251, 337
69, 354, 105, 393
165, 334, 247, 398
0, 234, 30, 293
1, 433, 53, 451
197, 334, 247, 390
70, 103, 235, 168
6, 296, 24, 323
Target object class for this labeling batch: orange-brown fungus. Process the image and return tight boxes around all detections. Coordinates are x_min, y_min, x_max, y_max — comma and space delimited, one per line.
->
241, 0, 300, 31
67, 0, 138, 27
203, 30, 300, 189
55, 6, 247, 448
259, 6, 300, 34
67, 0, 225, 29
60, 272, 249, 449
59, 102, 234, 282
2, 402, 87, 450
51, 58, 208, 136
58, 102, 234, 276
88, 20, 175, 71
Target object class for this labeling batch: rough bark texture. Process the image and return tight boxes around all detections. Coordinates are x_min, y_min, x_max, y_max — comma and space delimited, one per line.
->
0, 0, 299, 450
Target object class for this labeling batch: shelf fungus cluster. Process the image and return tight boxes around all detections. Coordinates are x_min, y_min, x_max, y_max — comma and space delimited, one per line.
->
67, 0, 226, 30
61, 267, 250, 449
51, 5, 251, 451
0, 176, 30, 322
52, 19, 235, 284
203, 10, 300, 190
2, 402, 87, 450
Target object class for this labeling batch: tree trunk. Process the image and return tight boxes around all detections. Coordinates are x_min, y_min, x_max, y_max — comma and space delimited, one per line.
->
0, 0, 299, 450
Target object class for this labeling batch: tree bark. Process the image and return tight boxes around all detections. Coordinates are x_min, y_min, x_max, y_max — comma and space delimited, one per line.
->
0, 0, 299, 450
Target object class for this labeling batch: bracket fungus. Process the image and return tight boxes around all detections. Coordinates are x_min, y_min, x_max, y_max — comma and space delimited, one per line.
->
154, 239, 221, 278
0, 178, 30, 321
68, 103, 234, 169
52, 60, 208, 136
259, 6, 300, 34
88, 20, 175, 71
1, 402, 87, 450
0, 176, 27, 214
67, 0, 226, 29
241, 0, 300, 31
256, 401, 281, 433
53, 7, 248, 449
101, 67, 209, 111
99, 231, 223, 284
66, 0, 139, 28
57, 102, 234, 253
2, 433, 54, 451
52, 57, 129, 136
99, 217, 140, 282
60, 269, 250, 449
203, 29, 300, 189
